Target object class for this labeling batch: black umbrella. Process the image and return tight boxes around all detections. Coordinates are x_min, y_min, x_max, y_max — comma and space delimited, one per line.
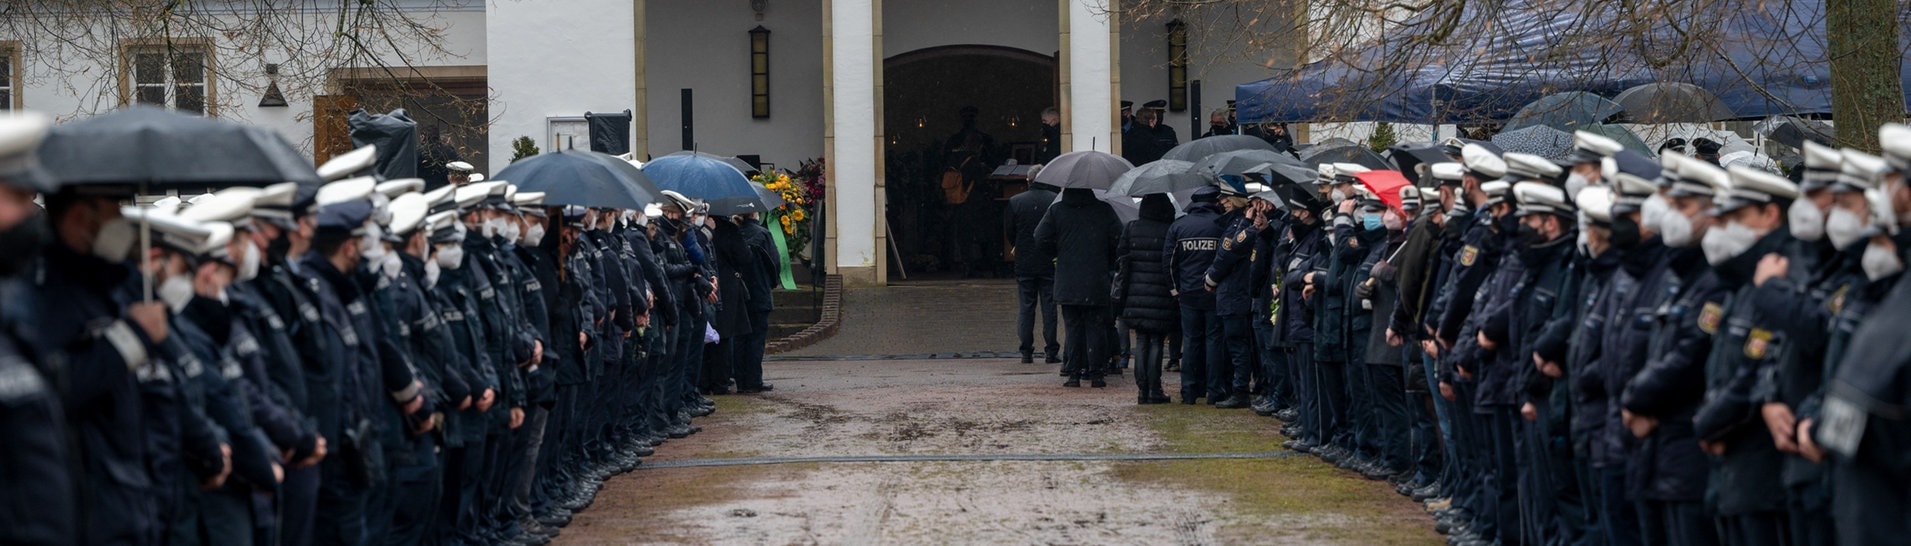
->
1387, 142, 1454, 184
1754, 116, 1835, 150
1108, 159, 1208, 197
1160, 134, 1276, 162
39, 105, 324, 189
1195, 149, 1306, 178
754, 183, 788, 209
1299, 144, 1390, 170
662, 150, 758, 175
1245, 161, 1322, 190
495, 149, 660, 210
1613, 83, 1735, 124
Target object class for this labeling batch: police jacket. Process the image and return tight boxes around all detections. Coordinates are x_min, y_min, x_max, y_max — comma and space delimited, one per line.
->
1164, 202, 1224, 310
1004, 183, 1060, 278
1113, 195, 1177, 334
1813, 267, 1909, 483
1247, 215, 1282, 305
1693, 229, 1793, 516
1276, 219, 1326, 346
514, 241, 561, 408
225, 283, 320, 459
738, 218, 779, 314
461, 237, 532, 417
1035, 188, 1122, 307
1591, 238, 1668, 468
300, 252, 406, 476
397, 255, 469, 434
171, 309, 279, 491
1511, 233, 1581, 407
625, 226, 677, 326
35, 244, 164, 545
1205, 209, 1263, 316
1746, 242, 1860, 489
500, 243, 555, 409
432, 259, 498, 444
1430, 211, 1502, 348
178, 292, 309, 470
1620, 246, 1725, 502
582, 232, 627, 375
1418, 211, 1470, 338
1447, 234, 1522, 404
1562, 247, 1628, 459
656, 220, 704, 318
1316, 216, 1382, 364
0, 319, 73, 546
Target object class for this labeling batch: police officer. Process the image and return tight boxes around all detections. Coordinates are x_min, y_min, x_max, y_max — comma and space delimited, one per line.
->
1206, 177, 1263, 407
1165, 186, 1224, 403
0, 113, 75, 546
733, 211, 778, 393
1566, 131, 1624, 195
1620, 153, 1728, 546
1503, 170, 1580, 546
1805, 123, 1911, 546
247, 180, 333, 546
1590, 168, 1663, 546
425, 199, 502, 545
1441, 173, 1517, 546
1423, 147, 1506, 543
1389, 165, 1457, 500
1688, 165, 1799, 546
1559, 185, 1625, 546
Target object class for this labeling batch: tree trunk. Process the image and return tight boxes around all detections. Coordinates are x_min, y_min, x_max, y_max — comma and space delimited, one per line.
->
1827, 0, 1906, 151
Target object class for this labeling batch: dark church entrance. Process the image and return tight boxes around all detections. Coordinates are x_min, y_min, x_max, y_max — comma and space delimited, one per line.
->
883, 45, 1057, 280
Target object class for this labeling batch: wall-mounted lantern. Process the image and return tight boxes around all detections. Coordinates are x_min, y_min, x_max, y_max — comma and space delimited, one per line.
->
750, 25, 771, 119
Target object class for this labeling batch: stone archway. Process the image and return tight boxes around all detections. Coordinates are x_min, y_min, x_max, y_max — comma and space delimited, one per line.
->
882, 44, 1057, 278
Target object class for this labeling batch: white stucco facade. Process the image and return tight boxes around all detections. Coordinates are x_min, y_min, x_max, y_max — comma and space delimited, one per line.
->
644, 0, 826, 170
485, 0, 637, 173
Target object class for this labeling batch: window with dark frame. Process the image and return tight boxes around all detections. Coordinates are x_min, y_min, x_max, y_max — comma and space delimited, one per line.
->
129, 45, 209, 115
1167, 19, 1188, 112
750, 25, 771, 119
0, 47, 15, 111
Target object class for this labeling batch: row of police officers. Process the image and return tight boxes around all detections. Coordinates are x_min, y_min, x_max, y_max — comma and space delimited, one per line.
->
0, 112, 780, 546
1152, 123, 1911, 546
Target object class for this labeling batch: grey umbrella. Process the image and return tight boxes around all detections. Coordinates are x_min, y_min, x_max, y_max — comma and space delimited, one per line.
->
1505, 91, 1623, 132
1491, 125, 1577, 161
754, 183, 788, 209
1754, 116, 1835, 150
1613, 83, 1735, 124
1577, 124, 1654, 157
1196, 148, 1306, 177
39, 105, 323, 189
1108, 159, 1209, 197
1160, 134, 1277, 162
1052, 187, 1140, 224
1299, 144, 1390, 170
662, 150, 758, 175
1034, 151, 1133, 190
495, 150, 661, 210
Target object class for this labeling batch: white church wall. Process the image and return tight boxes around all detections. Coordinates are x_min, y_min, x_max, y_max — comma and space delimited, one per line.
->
1118, 11, 1297, 142
644, 0, 826, 171
486, 0, 636, 172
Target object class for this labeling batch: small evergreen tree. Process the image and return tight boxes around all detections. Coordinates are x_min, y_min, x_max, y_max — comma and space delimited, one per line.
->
1368, 122, 1397, 153
510, 136, 540, 163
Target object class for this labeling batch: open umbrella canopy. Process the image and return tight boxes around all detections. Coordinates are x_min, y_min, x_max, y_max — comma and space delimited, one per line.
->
1299, 143, 1390, 170
39, 105, 323, 190
643, 153, 769, 215
661, 150, 757, 175
1108, 159, 1208, 197
1388, 142, 1455, 184
1754, 115, 1835, 150
754, 183, 788, 209
1492, 125, 1577, 160
1613, 82, 1735, 123
1160, 134, 1277, 162
1244, 161, 1323, 190
1355, 170, 1412, 213
1505, 91, 1623, 132
1053, 187, 1140, 224
495, 149, 660, 210
1033, 151, 1133, 190
1578, 124, 1654, 156
1196, 148, 1306, 178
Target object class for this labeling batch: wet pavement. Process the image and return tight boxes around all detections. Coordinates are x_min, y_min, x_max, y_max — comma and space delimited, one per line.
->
556, 281, 1441, 545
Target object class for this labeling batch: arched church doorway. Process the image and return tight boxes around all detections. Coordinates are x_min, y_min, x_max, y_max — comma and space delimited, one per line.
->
883, 45, 1056, 280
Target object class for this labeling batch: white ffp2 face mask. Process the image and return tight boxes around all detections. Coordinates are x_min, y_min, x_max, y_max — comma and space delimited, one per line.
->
1862, 240, 1903, 280
237, 242, 262, 282
1641, 193, 1672, 235
1826, 206, 1869, 251
1701, 220, 1759, 265
435, 245, 465, 270
93, 217, 137, 263
159, 274, 195, 312
524, 224, 546, 247
1661, 209, 1697, 247
1789, 199, 1826, 242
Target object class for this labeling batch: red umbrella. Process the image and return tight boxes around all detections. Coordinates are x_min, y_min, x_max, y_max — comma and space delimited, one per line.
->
1354, 170, 1410, 214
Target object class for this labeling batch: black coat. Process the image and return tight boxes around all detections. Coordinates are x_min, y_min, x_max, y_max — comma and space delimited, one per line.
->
1620, 247, 1725, 502
1115, 195, 1177, 334
1035, 188, 1122, 306
737, 218, 779, 313
1164, 203, 1224, 310
1004, 184, 1059, 278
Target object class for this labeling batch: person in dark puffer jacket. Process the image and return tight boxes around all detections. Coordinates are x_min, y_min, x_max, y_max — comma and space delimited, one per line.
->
1114, 194, 1178, 404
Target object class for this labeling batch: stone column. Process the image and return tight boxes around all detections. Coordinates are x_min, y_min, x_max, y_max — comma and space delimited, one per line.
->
632, 0, 649, 158
823, 0, 882, 285
1061, 0, 1119, 154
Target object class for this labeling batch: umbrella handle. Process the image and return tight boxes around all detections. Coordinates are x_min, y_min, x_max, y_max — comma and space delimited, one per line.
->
141, 185, 153, 303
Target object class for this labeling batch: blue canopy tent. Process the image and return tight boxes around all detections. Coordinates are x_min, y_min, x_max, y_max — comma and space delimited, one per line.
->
1236, 0, 1909, 124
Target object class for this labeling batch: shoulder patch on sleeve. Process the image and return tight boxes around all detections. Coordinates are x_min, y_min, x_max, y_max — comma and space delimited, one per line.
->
1698, 302, 1723, 335
1459, 245, 1479, 267
1744, 328, 1773, 360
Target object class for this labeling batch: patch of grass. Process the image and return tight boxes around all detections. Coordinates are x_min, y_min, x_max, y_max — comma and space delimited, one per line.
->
1115, 405, 1444, 545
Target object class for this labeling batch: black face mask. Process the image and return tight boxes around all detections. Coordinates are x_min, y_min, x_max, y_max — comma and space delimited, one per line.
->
1493, 212, 1518, 236
0, 212, 48, 277
1610, 215, 1642, 249
1517, 223, 1548, 247
267, 232, 293, 263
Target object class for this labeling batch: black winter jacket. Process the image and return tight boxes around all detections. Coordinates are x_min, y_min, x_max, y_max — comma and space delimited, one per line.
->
1035, 188, 1122, 306
1164, 203, 1224, 310
1004, 184, 1060, 278
1115, 195, 1178, 334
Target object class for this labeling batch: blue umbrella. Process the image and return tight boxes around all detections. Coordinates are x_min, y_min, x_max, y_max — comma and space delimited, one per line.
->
643, 153, 769, 215
495, 149, 660, 210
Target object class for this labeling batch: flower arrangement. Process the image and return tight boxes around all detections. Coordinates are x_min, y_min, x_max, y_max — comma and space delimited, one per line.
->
754, 165, 814, 262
